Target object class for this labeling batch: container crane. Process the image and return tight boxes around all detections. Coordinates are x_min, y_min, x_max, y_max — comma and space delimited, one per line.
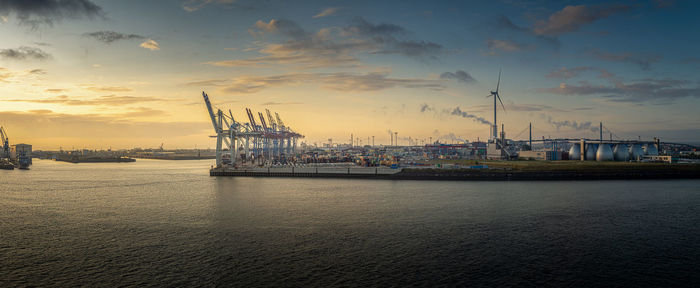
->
202, 91, 237, 167
202, 91, 304, 167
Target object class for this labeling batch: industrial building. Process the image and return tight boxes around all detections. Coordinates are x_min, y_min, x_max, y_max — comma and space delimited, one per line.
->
10, 144, 32, 164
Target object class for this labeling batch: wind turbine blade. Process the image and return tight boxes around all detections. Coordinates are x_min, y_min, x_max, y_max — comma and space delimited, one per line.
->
496, 69, 501, 93
497, 94, 506, 112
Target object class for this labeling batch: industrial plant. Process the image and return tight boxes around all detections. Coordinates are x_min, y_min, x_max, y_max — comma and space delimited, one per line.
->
203, 69, 698, 179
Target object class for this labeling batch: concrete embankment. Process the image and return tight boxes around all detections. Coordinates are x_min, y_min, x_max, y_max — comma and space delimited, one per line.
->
210, 165, 700, 181
211, 167, 401, 179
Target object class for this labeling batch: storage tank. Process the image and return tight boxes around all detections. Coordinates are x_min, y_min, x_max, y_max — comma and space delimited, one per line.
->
596, 144, 614, 161
613, 144, 629, 161
568, 144, 581, 160
643, 144, 659, 156
585, 144, 598, 161
630, 144, 644, 161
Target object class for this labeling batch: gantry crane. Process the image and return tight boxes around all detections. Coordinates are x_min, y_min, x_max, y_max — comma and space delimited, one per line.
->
202, 91, 304, 167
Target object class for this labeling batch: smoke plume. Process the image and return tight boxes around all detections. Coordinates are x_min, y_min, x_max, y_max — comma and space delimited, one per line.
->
449, 107, 492, 125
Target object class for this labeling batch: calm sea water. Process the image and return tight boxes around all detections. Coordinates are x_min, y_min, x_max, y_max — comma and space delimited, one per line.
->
1, 159, 699, 287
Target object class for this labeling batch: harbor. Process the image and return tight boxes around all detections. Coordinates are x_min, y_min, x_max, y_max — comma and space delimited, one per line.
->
200, 87, 700, 181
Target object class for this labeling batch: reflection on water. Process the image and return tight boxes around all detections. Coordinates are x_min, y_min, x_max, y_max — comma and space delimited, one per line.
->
2, 159, 700, 286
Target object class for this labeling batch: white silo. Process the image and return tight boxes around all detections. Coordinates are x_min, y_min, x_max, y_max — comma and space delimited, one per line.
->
569, 143, 581, 160
643, 144, 659, 156
613, 144, 629, 161
596, 144, 614, 161
585, 144, 598, 161
630, 144, 644, 161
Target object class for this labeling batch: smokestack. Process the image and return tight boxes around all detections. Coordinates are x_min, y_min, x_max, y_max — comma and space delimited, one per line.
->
599, 122, 603, 143
529, 122, 532, 150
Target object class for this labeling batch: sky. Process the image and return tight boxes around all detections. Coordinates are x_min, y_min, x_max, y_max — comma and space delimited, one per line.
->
1, 0, 699, 150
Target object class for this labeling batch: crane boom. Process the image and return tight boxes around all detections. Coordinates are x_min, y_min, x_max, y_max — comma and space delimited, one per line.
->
245, 108, 258, 131
0, 126, 7, 143
202, 92, 220, 131
275, 112, 285, 130
258, 112, 268, 130
265, 109, 276, 131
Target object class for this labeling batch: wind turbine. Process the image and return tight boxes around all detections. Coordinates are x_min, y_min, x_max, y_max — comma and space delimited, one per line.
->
488, 69, 506, 139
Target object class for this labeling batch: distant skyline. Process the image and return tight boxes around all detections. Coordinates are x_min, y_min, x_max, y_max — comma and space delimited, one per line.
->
1, 0, 699, 150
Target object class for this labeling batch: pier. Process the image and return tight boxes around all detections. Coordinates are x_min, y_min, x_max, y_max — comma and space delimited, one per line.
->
211, 166, 402, 179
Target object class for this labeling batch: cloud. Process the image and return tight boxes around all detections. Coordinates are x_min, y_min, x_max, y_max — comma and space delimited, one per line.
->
487, 39, 523, 52
313, 7, 341, 18
0, 110, 207, 142
0, 46, 51, 60
182, 0, 237, 12
547, 66, 621, 82
448, 107, 492, 125
546, 66, 594, 79
440, 70, 476, 84
45, 88, 67, 93
119, 107, 168, 118
252, 18, 306, 38
464, 103, 569, 113
139, 39, 160, 51
83, 31, 146, 43
497, 15, 528, 32
204, 50, 359, 69
0, 66, 47, 82
185, 79, 228, 86
494, 16, 560, 49
498, 104, 555, 112
0, 0, 104, 28
533, 4, 630, 36
588, 49, 661, 70
347, 17, 442, 59
261, 101, 303, 105
419, 103, 433, 112
484, 39, 528, 55
542, 115, 599, 132
218, 72, 444, 94
321, 72, 443, 92
210, 17, 442, 69
84, 85, 132, 92
2, 95, 166, 106
540, 78, 700, 104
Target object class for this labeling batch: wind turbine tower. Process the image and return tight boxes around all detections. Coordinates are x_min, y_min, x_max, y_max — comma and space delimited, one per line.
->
488, 69, 506, 140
